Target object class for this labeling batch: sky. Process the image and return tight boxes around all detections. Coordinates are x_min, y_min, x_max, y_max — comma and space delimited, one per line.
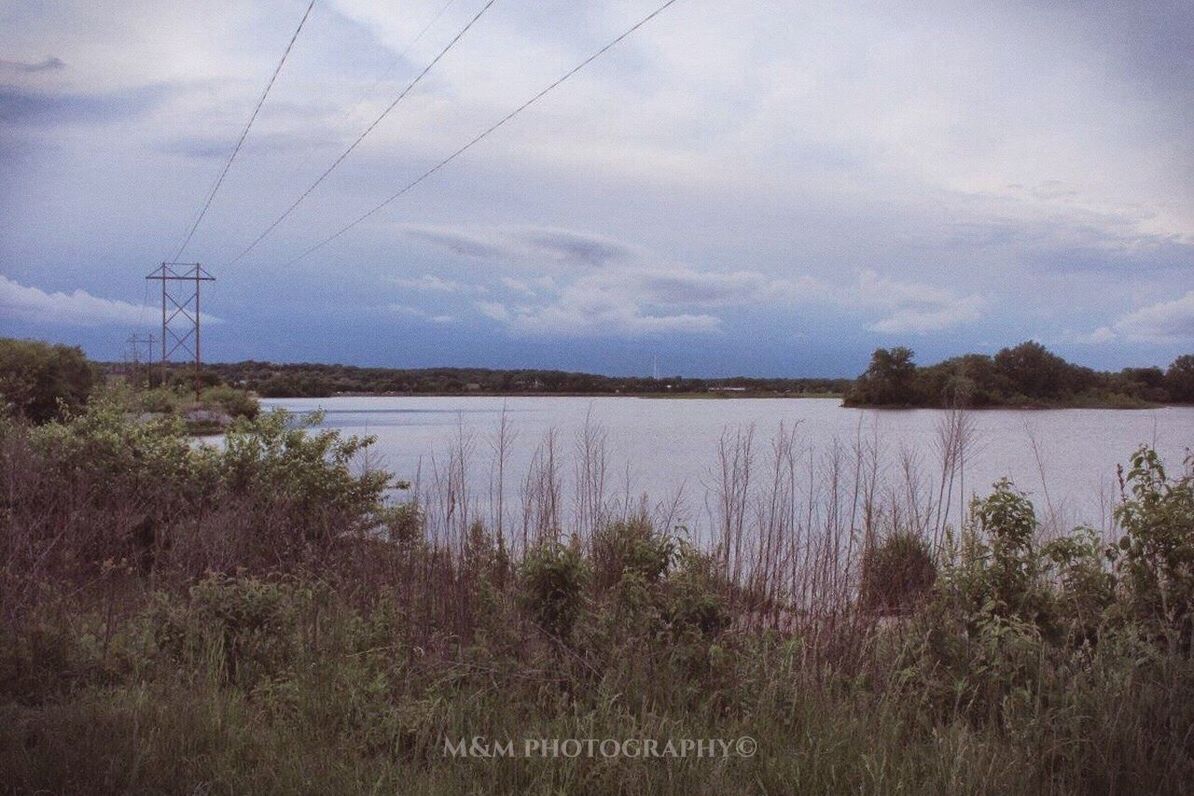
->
1, 0, 1192, 377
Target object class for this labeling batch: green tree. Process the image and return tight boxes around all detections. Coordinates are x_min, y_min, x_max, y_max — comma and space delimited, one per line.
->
0, 338, 96, 423
993, 341, 1077, 400
852, 347, 918, 405
1166, 355, 1194, 403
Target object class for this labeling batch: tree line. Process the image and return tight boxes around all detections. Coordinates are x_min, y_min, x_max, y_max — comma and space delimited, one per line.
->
845, 341, 1194, 408
184, 361, 853, 398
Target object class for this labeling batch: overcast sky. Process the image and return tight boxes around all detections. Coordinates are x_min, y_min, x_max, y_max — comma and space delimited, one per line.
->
1, 0, 1192, 376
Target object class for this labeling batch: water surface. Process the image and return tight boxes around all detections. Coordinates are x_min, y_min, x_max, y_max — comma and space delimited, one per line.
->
263, 396, 1193, 536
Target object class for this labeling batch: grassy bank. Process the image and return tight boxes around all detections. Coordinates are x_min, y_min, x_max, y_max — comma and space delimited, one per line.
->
1, 398, 1192, 794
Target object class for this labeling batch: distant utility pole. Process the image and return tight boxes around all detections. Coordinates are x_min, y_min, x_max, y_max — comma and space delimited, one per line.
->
124, 333, 156, 381
146, 262, 214, 399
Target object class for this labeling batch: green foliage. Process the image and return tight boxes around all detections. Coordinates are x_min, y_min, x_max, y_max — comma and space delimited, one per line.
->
152, 574, 311, 688
518, 541, 589, 641
219, 410, 389, 546
847, 340, 1193, 408
591, 516, 675, 590
0, 401, 387, 597
200, 384, 260, 419
971, 478, 1042, 614
1166, 354, 1194, 403
3, 377, 1194, 794
0, 338, 96, 423
664, 541, 730, 636
859, 530, 936, 614
187, 360, 852, 398
1109, 446, 1194, 641
847, 346, 918, 405
1040, 527, 1114, 644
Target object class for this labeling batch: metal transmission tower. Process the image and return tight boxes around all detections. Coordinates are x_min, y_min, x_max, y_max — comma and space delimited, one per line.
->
146, 263, 215, 397
123, 333, 156, 382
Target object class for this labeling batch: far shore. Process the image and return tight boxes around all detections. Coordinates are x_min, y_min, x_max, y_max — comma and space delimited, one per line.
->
258, 392, 1193, 409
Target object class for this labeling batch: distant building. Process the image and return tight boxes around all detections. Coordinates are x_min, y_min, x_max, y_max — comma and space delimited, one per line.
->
465, 383, 482, 392
709, 386, 748, 393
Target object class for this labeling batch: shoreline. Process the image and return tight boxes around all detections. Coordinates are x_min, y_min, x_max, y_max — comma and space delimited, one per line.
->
257, 392, 1192, 410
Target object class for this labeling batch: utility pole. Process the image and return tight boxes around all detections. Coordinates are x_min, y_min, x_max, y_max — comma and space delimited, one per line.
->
146, 263, 214, 400
124, 333, 156, 384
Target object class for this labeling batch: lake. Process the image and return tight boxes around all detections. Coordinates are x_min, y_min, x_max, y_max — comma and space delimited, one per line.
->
262, 396, 1194, 544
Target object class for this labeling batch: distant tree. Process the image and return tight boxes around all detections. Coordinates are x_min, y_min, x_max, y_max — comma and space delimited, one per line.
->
0, 338, 96, 423
993, 341, 1079, 400
851, 347, 918, 405
1167, 355, 1194, 403
1115, 366, 1169, 402
919, 353, 1005, 407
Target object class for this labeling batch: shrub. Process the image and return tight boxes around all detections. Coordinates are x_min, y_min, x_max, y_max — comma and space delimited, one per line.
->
1109, 446, 1194, 642
1040, 527, 1114, 644
859, 530, 936, 615
0, 338, 96, 423
946, 478, 1050, 623
664, 542, 729, 636
591, 517, 675, 591
200, 384, 259, 419
152, 574, 310, 688
518, 542, 588, 642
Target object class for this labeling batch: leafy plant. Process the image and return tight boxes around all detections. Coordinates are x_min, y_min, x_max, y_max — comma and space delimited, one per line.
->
859, 530, 936, 615
1109, 446, 1194, 642
518, 541, 588, 642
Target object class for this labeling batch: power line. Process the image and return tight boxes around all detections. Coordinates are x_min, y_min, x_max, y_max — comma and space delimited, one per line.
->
229, 0, 500, 266
336, 0, 460, 129
286, 0, 681, 266
171, 0, 316, 262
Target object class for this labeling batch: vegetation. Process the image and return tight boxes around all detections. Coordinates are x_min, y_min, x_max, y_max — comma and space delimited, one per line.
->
846, 341, 1194, 407
144, 360, 853, 398
1, 372, 1193, 793
0, 338, 96, 423
0, 338, 259, 434
858, 530, 936, 615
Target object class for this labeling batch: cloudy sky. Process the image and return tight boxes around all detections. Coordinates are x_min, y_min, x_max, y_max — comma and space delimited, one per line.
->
1, 0, 1191, 376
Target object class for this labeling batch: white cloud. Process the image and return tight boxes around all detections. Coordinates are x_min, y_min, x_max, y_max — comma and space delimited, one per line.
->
388, 302, 455, 324
1057, 326, 1118, 345
471, 261, 809, 338
1112, 290, 1194, 342
474, 300, 511, 322
0, 274, 221, 326
852, 270, 985, 334
389, 273, 481, 294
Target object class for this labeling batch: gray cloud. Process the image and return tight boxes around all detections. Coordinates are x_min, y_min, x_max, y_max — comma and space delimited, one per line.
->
0, 56, 65, 73
157, 131, 338, 160
3, 0, 1193, 368
401, 224, 634, 269
0, 84, 165, 125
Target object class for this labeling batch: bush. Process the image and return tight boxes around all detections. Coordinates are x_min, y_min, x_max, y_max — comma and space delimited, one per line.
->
859, 530, 936, 615
950, 478, 1050, 622
664, 542, 729, 636
1109, 446, 1194, 642
152, 574, 310, 688
518, 542, 588, 642
200, 384, 259, 419
591, 517, 674, 591
0, 338, 96, 423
